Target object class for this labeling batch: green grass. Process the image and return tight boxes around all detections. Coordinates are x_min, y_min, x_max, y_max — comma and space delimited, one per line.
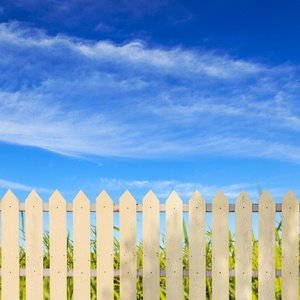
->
0, 218, 297, 299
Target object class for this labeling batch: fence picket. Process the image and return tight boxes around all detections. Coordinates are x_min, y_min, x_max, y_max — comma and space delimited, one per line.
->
282, 190, 299, 299
235, 190, 252, 300
166, 191, 183, 300
1, 190, 19, 300
73, 191, 90, 300
97, 190, 114, 300
258, 190, 275, 299
189, 191, 206, 300
212, 190, 229, 300
143, 190, 160, 300
120, 190, 137, 299
49, 190, 67, 299
1, 188, 300, 299
25, 190, 43, 300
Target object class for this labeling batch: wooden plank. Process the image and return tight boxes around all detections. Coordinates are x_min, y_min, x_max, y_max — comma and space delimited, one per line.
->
189, 191, 206, 300
49, 190, 67, 299
212, 190, 229, 300
282, 190, 299, 299
97, 190, 114, 300
235, 190, 252, 300
25, 190, 43, 300
1, 190, 19, 300
73, 191, 91, 300
143, 190, 160, 300
120, 190, 137, 299
258, 189, 275, 299
166, 191, 183, 300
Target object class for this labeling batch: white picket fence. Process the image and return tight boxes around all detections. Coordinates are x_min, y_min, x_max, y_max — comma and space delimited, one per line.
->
0, 189, 299, 299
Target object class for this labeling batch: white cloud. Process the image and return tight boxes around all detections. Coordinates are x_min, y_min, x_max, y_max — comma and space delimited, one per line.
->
0, 176, 292, 203
0, 178, 52, 193
97, 177, 288, 201
0, 21, 265, 80
0, 90, 131, 157
0, 21, 300, 163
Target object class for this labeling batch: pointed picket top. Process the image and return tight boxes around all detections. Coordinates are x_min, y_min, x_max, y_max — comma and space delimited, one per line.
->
236, 190, 252, 206
25, 189, 42, 205
259, 189, 275, 209
49, 190, 66, 206
189, 190, 205, 206
213, 189, 227, 200
73, 189, 90, 205
143, 190, 159, 204
189, 190, 206, 223
282, 189, 298, 205
97, 189, 111, 201
212, 190, 229, 207
120, 190, 136, 206
96, 189, 113, 207
166, 190, 182, 213
1, 189, 19, 205
166, 190, 182, 206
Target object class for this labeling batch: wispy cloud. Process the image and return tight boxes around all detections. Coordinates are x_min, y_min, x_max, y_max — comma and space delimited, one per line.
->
0, 176, 292, 203
0, 178, 52, 193
97, 177, 288, 201
0, 21, 300, 162
0, 21, 265, 81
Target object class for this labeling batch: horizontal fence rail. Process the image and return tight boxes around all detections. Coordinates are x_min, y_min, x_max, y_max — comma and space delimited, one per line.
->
0, 268, 298, 277
1, 188, 299, 300
0, 203, 298, 212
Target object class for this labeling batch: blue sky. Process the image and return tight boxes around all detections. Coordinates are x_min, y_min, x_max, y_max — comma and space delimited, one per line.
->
0, 0, 300, 215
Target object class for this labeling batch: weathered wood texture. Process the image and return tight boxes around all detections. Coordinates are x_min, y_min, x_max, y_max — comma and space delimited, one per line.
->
282, 190, 299, 299
235, 190, 252, 300
73, 191, 91, 300
166, 191, 183, 300
49, 190, 67, 299
143, 190, 160, 300
212, 190, 229, 300
97, 190, 114, 300
120, 190, 137, 299
26, 190, 43, 300
1, 190, 19, 300
258, 190, 276, 300
189, 191, 206, 300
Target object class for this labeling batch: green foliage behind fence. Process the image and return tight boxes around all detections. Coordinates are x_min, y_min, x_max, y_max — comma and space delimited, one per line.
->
0, 219, 298, 299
